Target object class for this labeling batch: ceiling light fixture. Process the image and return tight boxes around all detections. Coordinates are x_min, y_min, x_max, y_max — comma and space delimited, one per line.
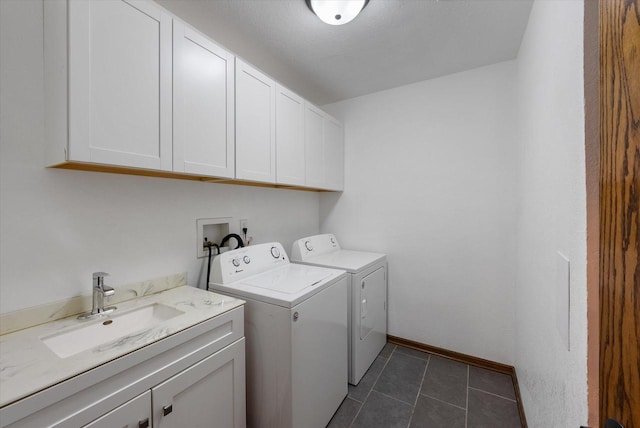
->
306, 0, 369, 26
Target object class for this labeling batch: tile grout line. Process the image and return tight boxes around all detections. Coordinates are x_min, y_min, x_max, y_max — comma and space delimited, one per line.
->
467, 386, 518, 402
347, 399, 364, 428
367, 346, 394, 400
419, 392, 467, 411
414, 354, 430, 407
395, 349, 431, 362
346, 344, 518, 428
348, 345, 396, 428
376, 390, 420, 407
370, 348, 429, 407
465, 364, 469, 428
406, 354, 431, 428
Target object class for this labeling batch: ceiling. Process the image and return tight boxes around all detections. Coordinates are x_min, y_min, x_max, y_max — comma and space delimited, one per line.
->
158, 0, 534, 105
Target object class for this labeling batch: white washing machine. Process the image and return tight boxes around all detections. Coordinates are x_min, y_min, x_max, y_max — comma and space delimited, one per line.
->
291, 234, 387, 386
209, 242, 348, 428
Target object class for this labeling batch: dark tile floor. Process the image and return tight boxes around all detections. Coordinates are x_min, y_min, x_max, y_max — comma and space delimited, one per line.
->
328, 343, 522, 428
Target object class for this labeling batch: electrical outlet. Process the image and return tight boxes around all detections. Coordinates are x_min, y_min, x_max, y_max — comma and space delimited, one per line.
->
240, 219, 248, 231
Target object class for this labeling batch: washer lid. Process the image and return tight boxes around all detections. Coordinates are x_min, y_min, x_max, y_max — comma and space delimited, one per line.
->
210, 264, 346, 307
296, 249, 386, 273
243, 265, 332, 294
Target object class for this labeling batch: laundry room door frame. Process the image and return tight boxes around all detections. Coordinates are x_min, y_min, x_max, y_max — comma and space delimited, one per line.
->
596, 0, 640, 426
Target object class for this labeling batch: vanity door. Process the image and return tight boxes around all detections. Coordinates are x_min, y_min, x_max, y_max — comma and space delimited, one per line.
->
151, 339, 246, 428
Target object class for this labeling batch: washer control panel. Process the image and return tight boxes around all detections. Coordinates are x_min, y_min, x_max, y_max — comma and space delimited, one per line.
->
211, 242, 289, 284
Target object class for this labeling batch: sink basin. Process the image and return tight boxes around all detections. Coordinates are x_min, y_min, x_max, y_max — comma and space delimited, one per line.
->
42, 303, 184, 358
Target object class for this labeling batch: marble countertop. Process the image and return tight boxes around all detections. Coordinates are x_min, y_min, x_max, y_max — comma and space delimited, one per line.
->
0, 286, 244, 407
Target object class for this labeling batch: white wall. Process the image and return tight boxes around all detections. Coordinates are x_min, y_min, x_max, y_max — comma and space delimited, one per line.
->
514, 1, 588, 426
0, 0, 319, 314
321, 62, 518, 364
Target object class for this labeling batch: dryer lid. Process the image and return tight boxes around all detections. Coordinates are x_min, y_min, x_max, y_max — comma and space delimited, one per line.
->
298, 249, 386, 273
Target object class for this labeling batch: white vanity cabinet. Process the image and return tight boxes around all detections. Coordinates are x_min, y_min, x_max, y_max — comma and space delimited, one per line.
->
83, 391, 151, 428
151, 339, 244, 428
45, 0, 173, 171
1, 307, 246, 428
275, 85, 306, 187
173, 21, 235, 178
235, 59, 277, 183
81, 340, 245, 428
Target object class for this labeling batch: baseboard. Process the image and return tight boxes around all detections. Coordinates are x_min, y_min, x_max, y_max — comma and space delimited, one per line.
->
510, 366, 528, 428
387, 334, 528, 428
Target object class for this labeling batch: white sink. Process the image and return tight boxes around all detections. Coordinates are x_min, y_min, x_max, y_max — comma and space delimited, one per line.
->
42, 303, 184, 358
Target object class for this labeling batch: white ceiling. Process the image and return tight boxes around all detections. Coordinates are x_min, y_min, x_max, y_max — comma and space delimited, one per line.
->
158, 0, 533, 105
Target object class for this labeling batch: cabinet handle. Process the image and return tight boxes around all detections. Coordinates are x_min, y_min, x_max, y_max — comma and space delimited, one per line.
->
138, 418, 149, 428
163, 404, 173, 416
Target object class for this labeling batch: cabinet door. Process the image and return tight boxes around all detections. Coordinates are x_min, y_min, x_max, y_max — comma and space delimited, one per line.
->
324, 115, 344, 191
304, 103, 325, 188
235, 59, 276, 183
275, 85, 306, 186
83, 391, 151, 428
173, 21, 234, 178
152, 339, 246, 428
68, 0, 172, 170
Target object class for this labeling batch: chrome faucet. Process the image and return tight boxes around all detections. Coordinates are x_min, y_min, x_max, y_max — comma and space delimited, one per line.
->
78, 272, 117, 320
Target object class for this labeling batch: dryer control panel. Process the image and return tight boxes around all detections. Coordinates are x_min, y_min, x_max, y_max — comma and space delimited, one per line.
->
291, 234, 341, 261
211, 242, 289, 284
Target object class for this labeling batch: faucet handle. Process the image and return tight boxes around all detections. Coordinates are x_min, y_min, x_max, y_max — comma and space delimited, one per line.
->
92, 272, 109, 287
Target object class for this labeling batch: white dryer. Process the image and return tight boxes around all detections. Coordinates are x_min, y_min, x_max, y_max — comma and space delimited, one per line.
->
291, 234, 387, 385
209, 242, 348, 428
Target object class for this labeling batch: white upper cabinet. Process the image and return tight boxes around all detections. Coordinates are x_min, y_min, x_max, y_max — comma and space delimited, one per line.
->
63, 0, 173, 170
173, 21, 235, 178
235, 59, 276, 183
304, 104, 344, 191
275, 85, 306, 186
323, 114, 345, 191
44, 0, 343, 190
304, 103, 325, 188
